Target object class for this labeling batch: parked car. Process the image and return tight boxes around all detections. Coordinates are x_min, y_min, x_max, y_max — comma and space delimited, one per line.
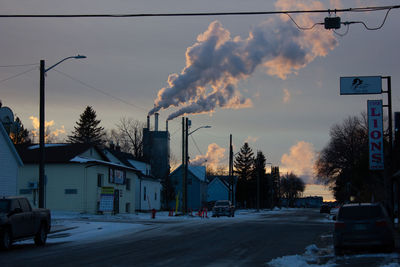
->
320, 204, 331, 214
330, 205, 341, 220
334, 203, 394, 255
0, 196, 51, 250
212, 200, 235, 217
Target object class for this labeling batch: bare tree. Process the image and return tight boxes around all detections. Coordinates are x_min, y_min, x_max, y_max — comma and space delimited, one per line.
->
109, 117, 145, 159
280, 173, 305, 207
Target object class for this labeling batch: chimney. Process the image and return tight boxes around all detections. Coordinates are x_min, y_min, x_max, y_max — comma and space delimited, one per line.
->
155, 113, 159, 132
147, 115, 150, 129
166, 120, 169, 132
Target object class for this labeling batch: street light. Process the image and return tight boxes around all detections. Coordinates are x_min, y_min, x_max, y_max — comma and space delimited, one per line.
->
38, 55, 86, 208
182, 118, 211, 213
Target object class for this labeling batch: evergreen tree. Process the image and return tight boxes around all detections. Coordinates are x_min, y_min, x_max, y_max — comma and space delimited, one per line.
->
9, 117, 31, 144
234, 142, 254, 208
67, 106, 105, 145
253, 150, 268, 209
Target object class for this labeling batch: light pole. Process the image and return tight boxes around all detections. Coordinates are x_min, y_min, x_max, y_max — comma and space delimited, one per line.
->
39, 55, 86, 208
182, 119, 211, 213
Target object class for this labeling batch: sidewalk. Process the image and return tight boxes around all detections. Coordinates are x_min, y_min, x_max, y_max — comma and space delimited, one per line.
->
50, 224, 77, 234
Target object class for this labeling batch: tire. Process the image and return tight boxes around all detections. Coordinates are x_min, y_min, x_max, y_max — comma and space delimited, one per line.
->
1, 228, 12, 250
334, 246, 344, 256
34, 223, 48, 246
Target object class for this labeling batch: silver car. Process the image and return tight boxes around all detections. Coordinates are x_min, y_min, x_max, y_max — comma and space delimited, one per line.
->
334, 203, 394, 255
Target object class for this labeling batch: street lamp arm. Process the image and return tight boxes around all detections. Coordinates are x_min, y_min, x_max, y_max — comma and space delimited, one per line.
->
188, 125, 211, 135
45, 55, 86, 72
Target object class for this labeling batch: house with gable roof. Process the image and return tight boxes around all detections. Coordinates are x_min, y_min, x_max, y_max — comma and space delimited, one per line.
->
207, 175, 237, 204
103, 145, 161, 211
15, 143, 140, 214
169, 164, 208, 211
0, 122, 23, 196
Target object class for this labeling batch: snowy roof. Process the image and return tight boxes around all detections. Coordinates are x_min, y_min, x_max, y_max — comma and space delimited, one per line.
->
70, 156, 139, 172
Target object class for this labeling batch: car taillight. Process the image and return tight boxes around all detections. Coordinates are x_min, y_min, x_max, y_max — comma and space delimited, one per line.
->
334, 221, 346, 230
375, 220, 387, 227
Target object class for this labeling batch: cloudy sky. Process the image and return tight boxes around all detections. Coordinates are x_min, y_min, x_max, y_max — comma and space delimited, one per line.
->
1, 0, 399, 201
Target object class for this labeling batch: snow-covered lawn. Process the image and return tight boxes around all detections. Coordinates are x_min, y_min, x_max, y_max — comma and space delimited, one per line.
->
267, 244, 400, 267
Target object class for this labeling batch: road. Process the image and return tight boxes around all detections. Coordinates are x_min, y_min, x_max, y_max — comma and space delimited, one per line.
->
1, 209, 398, 266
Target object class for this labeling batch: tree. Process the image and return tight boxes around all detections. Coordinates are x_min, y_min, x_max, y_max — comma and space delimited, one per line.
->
315, 114, 385, 203
253, 150, 267, 209
234, 142, 254, 208
9, 117, 31, 144
114, 118, 144, 159
67, 106, 105, 145
280, 173, 305, 207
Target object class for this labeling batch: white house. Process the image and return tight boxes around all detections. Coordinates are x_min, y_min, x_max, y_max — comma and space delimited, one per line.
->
0, 123, 23, 196
103, 147, 162, 211
16, 143, 139, 214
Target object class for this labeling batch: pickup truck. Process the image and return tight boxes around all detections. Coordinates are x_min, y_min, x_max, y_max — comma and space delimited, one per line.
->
0, 196, 51, 249
212, 200, 235, 217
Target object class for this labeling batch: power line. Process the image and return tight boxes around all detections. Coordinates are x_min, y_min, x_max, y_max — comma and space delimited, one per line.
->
0, 63, 38, 68
343, 7, 392, 31
0, 5, 398, 18
0, 67, 37, 84
52, 69, 148, 112
190, 135, 204, 156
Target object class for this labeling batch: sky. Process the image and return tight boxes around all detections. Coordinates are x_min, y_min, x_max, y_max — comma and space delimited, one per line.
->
1, 0, 400, 201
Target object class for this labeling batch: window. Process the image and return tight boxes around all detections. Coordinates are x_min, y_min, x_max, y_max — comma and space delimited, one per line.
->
65, 189, 78, 194
126, 178, 131, 191
126, 202, 131, 213
18, 198, 32, 212
19, 189, 32, 194
97, 174, 103, 187
144, 187, 146, 201
155, 192, 157, 201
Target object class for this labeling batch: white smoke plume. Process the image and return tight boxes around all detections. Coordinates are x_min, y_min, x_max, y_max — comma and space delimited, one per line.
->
191, 143, 226, 170
280, 141, 316, 184
149, 0, 338, 120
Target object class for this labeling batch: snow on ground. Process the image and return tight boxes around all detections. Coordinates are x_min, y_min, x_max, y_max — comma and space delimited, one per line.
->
267, 244, 400, 267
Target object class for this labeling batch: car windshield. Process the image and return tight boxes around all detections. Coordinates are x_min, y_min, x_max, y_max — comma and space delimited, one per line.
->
215, 201, 229, 206
338, 205, 383, 220
0, 199, 10, 213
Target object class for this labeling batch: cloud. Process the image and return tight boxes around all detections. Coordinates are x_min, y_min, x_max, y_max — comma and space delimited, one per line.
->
149, 0, 338, 120
29, 116, 66, 141
191, 143, 226, 170
280, 141, 316, 184
283, 88, 291, 103
245, 136, 259, 144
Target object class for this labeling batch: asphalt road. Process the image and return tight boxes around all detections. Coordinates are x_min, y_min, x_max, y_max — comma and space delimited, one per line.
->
0, 209, 334, 267
3, 209, 399, 266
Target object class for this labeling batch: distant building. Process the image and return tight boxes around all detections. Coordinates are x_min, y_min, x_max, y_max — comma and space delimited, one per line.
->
207, 175, 237, 204
169, 165, 208, 211
281, 196, 323, 208
143, 113, 170, 182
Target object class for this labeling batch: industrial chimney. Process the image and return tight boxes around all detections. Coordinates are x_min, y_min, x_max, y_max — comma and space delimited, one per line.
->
155, 113, 159, 132
166, 120, 168, 132
147, 115, 150, 129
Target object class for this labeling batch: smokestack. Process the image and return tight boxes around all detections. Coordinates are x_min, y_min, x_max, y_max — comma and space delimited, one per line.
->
147, 115, 150, 129
155, 113, 159, 132
166, 120, 169, 132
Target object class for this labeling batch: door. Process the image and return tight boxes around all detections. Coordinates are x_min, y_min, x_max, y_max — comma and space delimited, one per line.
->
113, 190, 120, 214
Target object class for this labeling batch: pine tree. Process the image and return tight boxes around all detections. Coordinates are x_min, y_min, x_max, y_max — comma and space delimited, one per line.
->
67, 106, 105, 145
10, 117, 31, 144
234, 142, 254, 208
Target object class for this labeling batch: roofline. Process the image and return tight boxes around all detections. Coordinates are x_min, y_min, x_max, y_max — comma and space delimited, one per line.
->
70, 156, 141, 173
170, 164, 205, 181
208, 177, 229, 190
0, 123, 23, 166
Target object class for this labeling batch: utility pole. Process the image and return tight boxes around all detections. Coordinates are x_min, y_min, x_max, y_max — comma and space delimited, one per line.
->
228, 134, 233, 203
185, 117, 189, 213
39, 60, 45, 209
182, 117, 186, 213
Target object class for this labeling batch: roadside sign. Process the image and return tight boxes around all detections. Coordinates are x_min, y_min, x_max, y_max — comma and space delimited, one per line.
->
368, 100, 384, 170
99, 187, 115, 212
340, 76, 382, 95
